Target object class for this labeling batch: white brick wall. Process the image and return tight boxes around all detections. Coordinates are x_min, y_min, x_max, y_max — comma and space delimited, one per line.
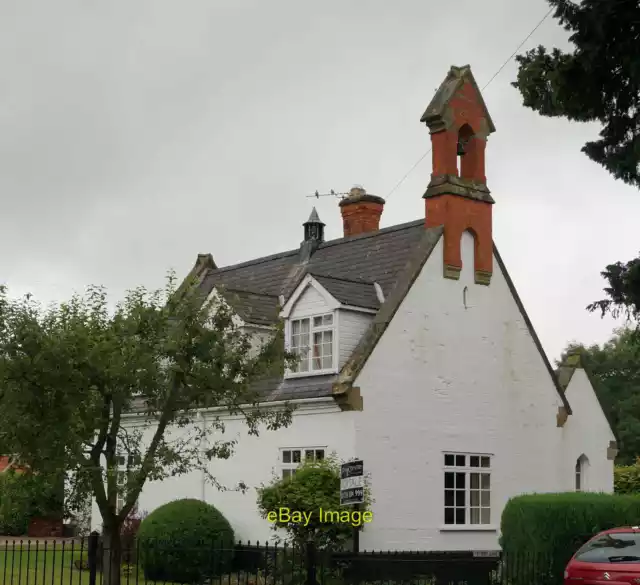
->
352, 231, 612, 551
89, 231, 613, 551
91, 401, 355, 541
561, 368, 615, 492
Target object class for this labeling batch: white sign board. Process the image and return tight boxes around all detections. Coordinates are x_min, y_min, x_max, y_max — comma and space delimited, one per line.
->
472, 551, 500, 558
340, 460, 364, 506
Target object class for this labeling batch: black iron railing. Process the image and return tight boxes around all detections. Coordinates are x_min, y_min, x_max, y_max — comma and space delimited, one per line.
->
0, 536, 559, 585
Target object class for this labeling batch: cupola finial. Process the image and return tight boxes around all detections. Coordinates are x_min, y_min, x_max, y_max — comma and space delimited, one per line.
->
303, 207, 325, 243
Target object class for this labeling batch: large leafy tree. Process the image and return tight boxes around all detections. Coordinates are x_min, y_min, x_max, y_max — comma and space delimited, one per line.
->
587, 253, 640, 324
558, 328, 640, 464
513, 0, 640, 188
0, 274, 293, 585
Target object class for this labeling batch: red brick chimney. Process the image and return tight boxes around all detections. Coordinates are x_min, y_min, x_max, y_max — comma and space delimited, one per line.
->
420, 65, 496, 285
339, 186, 385, 238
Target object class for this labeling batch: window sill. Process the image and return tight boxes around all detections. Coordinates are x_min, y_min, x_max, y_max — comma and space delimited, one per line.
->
284, 369, 338, 379
439, 525, 498, 532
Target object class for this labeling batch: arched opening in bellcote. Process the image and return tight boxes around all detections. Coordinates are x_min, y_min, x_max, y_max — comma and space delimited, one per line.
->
456, 123, 476, 179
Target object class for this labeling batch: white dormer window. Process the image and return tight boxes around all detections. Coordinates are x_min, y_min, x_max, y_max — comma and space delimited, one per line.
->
288, 313, 335, 375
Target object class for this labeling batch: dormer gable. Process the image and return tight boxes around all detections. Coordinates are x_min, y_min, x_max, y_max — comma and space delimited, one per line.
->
280, 274, 341, 320
281, 274, 378, 379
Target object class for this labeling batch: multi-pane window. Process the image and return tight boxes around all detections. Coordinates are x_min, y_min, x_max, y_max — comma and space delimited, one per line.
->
116, 470, 127, 514
444, 453, 491, 526
115, 454, 141, 514
289, 314, 334, 373
280, 447, 325, 479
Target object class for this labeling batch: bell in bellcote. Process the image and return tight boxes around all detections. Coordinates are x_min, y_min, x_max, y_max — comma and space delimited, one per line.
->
457, 139, 466, 156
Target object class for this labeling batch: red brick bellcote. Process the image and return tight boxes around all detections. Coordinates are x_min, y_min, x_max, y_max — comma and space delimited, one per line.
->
421, 65, 496, 285
339, 186, 385, 238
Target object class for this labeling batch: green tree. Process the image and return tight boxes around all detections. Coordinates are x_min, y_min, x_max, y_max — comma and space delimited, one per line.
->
513, 0, 640, 188
587, 253, 640, 324
0, 274, 294, 585
257, 455, 372, 551
558, 328, 640, 464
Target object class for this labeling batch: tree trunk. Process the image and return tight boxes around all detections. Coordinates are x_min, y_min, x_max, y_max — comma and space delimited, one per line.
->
102, 526, 122, 585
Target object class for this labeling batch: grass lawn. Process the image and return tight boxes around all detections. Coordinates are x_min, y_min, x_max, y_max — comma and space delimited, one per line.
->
0, 544, 263, 585
0, 544, 148, 585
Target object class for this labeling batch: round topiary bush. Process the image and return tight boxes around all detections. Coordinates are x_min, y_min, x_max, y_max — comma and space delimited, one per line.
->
137, 498, 235, 583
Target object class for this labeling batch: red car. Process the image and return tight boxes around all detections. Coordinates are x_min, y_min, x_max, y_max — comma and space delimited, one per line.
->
565, 527, 640, 583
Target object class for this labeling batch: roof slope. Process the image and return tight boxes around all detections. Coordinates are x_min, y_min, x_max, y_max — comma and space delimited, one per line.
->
186, 219, 570, 412
199, 219, 428, 325
191, 219, 438, 402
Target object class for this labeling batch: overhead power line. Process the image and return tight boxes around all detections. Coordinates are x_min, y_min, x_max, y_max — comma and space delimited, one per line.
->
384, 5, 555, 200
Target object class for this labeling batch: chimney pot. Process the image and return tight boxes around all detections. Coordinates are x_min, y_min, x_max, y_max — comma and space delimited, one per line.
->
338, 185, 385, 238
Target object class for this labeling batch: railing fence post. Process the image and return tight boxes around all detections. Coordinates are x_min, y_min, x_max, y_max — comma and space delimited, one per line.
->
305, 537, 317, 585
88, 531, 99, 585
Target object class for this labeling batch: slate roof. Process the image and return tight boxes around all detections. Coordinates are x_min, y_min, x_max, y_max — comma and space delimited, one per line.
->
220, 289, 280, 326
313, 275, 380, 310
184, 216, 571, 414
193, 219, 436, 402
200, 218, 428, 325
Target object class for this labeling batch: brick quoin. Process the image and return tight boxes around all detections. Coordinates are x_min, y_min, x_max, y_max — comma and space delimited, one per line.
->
421, 65, 496, 284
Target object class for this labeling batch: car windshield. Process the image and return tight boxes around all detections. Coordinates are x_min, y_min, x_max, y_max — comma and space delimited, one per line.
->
575, 532, 640, 563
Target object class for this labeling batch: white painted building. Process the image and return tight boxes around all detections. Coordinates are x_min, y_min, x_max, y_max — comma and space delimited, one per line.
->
90, 65, 616, 551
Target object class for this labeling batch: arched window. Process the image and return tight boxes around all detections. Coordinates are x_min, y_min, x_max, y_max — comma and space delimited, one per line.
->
575, 454, 589, 491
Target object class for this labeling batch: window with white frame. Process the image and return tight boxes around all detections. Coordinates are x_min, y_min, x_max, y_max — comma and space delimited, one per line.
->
288, 314, 334, 374
115, 454, 141, 514
575, 454, 589, 491
444, 453, 491, 526
280, 447, 326, 479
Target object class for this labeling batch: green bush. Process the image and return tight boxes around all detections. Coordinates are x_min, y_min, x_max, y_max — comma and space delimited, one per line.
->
257, 455, 372, 551
0, 471, 63, 536
500, 492, 640, 585
615, 461, 640, 494
137, 498, 235, 583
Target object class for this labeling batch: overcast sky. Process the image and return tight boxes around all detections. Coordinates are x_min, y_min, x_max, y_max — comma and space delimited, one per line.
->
1, 0, 637, 362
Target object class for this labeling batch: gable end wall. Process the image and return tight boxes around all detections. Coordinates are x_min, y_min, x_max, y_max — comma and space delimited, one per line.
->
353, 232, 567, 551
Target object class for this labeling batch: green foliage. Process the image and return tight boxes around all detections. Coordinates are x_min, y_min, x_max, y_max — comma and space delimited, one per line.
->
614, 460, 640, 494
512, 0, 640, 188
137, 498, 235, 583
257, 455, 372, 551
558, 328, 640, 464
587, 255, 640, 324
501, 492, 640, 584
0, 470, 63, 536
0, 273, 294, 552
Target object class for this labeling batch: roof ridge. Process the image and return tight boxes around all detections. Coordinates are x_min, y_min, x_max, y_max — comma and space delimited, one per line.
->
214, 249, 299, 274
317, 218, 424, 250
211, 218, 424, 275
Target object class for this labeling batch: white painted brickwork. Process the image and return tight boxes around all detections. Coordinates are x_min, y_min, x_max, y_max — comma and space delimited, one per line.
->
90, 231, 613, 551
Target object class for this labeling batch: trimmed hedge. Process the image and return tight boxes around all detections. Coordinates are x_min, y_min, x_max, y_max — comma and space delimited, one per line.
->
615, 463, 640, 494
501, 492, 640, 584
137, 499, 235, 583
